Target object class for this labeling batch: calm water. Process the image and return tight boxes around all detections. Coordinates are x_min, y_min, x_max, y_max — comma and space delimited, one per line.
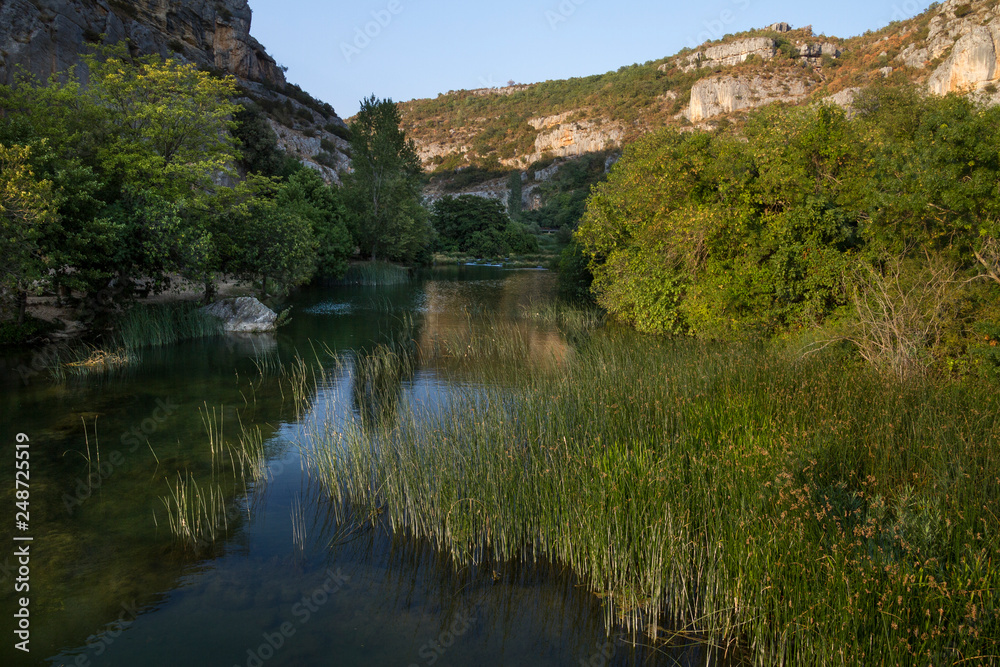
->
1, 267, 715, 667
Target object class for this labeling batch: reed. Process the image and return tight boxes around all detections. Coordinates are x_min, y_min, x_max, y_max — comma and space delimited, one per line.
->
49, 303, 221, 378
303, 327, 1000, 665
113, 302, 222, 351
159, 471, 229, 550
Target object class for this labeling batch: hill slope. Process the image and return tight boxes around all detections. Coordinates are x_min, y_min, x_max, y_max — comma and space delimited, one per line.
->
399, 0, 1000, 173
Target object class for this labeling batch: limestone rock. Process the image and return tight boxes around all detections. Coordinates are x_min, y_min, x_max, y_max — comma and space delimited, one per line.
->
0, 0, 284, 88
201, 297, 277, 333
686, 74, 811, 122
927, 22, 1000, 94
670, 37, 776, 72
824, 87, 862, 114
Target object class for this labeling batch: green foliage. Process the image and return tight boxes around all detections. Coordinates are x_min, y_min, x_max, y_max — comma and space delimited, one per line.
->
278, 169, 351, 279
522, 152, 612, 230
430, 195, 537, 258
556, 240, 594, 303
0, 42, 327, 328
342, 95, 432, 263
232, 103, 300, 178
218, 197, 317, 298
506, 171, 522, 221
577, 82, 1000, 373
0, 143, 58, 325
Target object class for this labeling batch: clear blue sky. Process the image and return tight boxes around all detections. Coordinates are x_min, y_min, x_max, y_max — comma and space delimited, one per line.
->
247, 0, 931, 118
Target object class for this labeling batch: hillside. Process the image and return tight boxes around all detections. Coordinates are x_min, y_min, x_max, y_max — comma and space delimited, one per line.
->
399, 0, 1000, 175
0, 0, 351, 181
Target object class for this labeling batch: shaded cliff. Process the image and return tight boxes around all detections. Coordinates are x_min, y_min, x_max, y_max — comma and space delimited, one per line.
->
0, 0, 350, 181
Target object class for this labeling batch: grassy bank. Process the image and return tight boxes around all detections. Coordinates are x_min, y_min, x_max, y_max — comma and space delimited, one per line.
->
50, 303, 222, 378
304, 324, 1000, 664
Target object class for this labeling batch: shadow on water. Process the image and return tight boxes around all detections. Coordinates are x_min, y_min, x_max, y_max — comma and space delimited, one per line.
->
0, 267, 739, 666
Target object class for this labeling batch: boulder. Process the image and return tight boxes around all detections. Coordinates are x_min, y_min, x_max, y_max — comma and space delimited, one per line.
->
201, 297, 277, 333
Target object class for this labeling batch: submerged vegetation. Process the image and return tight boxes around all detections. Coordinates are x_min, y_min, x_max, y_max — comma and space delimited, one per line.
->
303, 314, 1000, 664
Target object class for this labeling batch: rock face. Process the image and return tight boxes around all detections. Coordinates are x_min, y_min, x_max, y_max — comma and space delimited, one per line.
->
0, 0, 351, 182
527, 113, 624, 163
0, 0, 284, 87
927, 22, 1000, 94
688, 37, 776, 70
201, 297, 277, 333
686, 74, 811, 122
671, 35, 840, 72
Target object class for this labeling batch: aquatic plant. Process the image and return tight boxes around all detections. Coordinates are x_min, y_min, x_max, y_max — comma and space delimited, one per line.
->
303, 326, 1000, 664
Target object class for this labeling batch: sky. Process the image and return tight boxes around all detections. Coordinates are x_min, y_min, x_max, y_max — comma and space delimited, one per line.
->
247, 0, 933, 119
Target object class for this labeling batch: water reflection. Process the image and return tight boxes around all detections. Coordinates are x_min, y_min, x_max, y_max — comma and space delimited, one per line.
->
0, 267, 720, 666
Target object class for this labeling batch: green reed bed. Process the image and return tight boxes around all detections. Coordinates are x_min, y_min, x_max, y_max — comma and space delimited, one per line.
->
48, 303, 222, 378
113, 302, 222, 351
303, 328, 1000, 665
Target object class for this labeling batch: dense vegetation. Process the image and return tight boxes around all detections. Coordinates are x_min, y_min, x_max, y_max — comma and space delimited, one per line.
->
577, 84, 1000, 377
0, 44, 355, 332
430, 195, 538, 258
0, 51, 453, 342
342, 95, 433, 265
307, 315, 1000, 666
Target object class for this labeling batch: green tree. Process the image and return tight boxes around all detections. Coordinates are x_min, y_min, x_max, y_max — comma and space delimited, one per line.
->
219, 199, 317, 299
232, 103, 302, 178
343, 95, 431, 262
278, 169, 352, 279
507, 171, 523, 221
0, 144, 57, 325
431, 194, 537, 257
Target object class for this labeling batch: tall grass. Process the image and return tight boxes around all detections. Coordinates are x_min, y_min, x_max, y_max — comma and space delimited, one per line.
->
303, 328, 1000, 664
49, 303, 221, 378
337, 261, 410, 286
113, 303, 222, 351
157, 404, 270, 551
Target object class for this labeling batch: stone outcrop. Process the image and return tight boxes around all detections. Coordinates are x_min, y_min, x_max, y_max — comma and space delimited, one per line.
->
0, 0, 351, 181
673, 37, 776, 72
201, 297, 277, 333
0, 0, 284, 87
686, 74, 811, 122
927, 22, 1000, 94
670, 35, 840, 72
525, 113, 624, 164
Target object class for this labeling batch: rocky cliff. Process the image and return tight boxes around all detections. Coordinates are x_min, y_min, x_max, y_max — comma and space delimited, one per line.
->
0, 0, 349, 181
920, 0, 1000, 94
0, 0, 283, 86
685, 73, 813, 122
525, 113, 624, 165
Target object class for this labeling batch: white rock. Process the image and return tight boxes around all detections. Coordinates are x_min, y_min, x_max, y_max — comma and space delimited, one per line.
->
201, 297, 278, 333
